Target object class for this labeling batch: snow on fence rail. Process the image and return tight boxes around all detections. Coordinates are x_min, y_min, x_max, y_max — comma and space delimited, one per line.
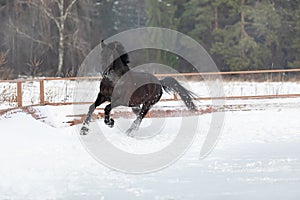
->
1, 69, 300, 110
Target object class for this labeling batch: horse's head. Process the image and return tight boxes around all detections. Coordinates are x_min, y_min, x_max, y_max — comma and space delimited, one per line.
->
100, 40, 130, 81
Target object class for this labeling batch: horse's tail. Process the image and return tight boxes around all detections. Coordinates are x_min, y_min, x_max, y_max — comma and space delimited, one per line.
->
160, 77, 197, 111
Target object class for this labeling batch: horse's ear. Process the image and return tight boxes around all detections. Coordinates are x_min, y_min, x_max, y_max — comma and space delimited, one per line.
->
114, 41, 118, 49
101, 40, 106, 48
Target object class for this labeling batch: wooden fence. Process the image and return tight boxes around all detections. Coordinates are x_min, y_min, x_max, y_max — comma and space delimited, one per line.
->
1, 68, 300, 109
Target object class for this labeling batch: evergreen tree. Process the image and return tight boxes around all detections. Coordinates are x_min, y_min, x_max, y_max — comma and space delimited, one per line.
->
273, 0, 300, 68
114, 0, 147, 31
144, 0, 179, 72
290, 7, 300, 68
145, 0, 178, 29
210, 0, 281, 71
93, 0, 117, 39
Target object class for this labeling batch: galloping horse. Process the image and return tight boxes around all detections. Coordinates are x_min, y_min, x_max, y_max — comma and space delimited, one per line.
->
80, 40, 197, 135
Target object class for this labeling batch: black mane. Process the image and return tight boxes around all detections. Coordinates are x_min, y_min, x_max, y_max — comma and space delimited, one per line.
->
107, 41, 130, 66
116, 42, 130, 66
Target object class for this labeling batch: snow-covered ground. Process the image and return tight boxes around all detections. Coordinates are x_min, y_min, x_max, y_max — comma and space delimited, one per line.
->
1, 96, 300, 199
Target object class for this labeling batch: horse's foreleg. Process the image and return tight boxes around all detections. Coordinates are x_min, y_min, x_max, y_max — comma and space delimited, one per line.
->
83, 103, 96, 125
80, 103, 95, 135
80, 93, 105, 135
104, 104, 115, 127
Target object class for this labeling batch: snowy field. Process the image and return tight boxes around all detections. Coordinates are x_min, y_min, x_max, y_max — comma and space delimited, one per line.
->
1, 95, 300, 199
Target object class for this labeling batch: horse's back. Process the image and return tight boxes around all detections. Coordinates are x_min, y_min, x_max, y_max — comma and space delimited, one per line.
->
111, 71, 162, 107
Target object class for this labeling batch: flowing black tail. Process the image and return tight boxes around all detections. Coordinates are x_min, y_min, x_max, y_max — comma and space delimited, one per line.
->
160, 77, 197, 111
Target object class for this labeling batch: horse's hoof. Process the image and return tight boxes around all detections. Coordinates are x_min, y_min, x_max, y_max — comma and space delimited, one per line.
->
126, 126, 139, 137
80, 126, 89, 135
105, 118, 114, 127
126, 129, 135, 137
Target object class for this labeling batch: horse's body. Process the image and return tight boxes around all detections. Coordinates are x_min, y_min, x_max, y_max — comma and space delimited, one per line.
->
80, 40, 197, 135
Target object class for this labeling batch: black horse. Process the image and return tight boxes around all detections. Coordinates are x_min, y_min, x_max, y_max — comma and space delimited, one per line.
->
80, 40, 197, 135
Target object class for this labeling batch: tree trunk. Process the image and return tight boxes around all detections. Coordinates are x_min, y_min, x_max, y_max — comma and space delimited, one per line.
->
214, 6, 218, 30
240, 0, 248, 38
57, 30, 64, 76
57, 0, 65, 76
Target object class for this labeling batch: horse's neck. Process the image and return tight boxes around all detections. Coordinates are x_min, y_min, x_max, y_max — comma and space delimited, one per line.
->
120, 65, 130, 75
114, 58, 129, 76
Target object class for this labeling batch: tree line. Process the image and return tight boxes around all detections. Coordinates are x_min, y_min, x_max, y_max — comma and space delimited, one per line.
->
0, 0, 299, 79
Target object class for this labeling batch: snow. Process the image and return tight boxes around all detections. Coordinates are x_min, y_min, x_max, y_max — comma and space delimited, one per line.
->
1, 96, 300, 199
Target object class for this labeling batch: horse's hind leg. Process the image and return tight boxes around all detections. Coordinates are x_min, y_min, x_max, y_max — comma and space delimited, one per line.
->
80, 93, 105, 135
132, 106, 141, 116
126, 104, 151, 135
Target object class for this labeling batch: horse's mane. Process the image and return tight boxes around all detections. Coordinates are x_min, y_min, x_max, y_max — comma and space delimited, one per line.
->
108, 41, 130, 66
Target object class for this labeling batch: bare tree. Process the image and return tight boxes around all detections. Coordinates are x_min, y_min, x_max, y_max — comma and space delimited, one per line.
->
0, 51, 8, 67
9, 18, 53, 49
26, 57, 43, 78
39, 0, 78, 75
16, 0, 79, 76
0, 51, 14, 80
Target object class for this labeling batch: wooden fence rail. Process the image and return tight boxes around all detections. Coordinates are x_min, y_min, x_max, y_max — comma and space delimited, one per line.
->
1, 68, 300, 109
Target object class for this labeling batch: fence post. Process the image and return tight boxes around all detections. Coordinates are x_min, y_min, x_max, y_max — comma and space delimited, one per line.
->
173, 92, 178, 100
17, 82, 22, 107
40, 80, 45, 105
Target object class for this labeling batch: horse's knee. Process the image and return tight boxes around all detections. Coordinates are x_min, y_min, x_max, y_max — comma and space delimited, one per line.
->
104, 104, 112, 114
132, 107, 141, 115
89, 103, 95, 111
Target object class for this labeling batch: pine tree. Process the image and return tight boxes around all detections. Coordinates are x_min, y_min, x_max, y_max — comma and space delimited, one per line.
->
211, 0, 281, 71
273, 0, 300, 68
290, 7, 300, 68
144, 0, 179, 72
114, 0, 147, 31
145, 0, 178, 29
